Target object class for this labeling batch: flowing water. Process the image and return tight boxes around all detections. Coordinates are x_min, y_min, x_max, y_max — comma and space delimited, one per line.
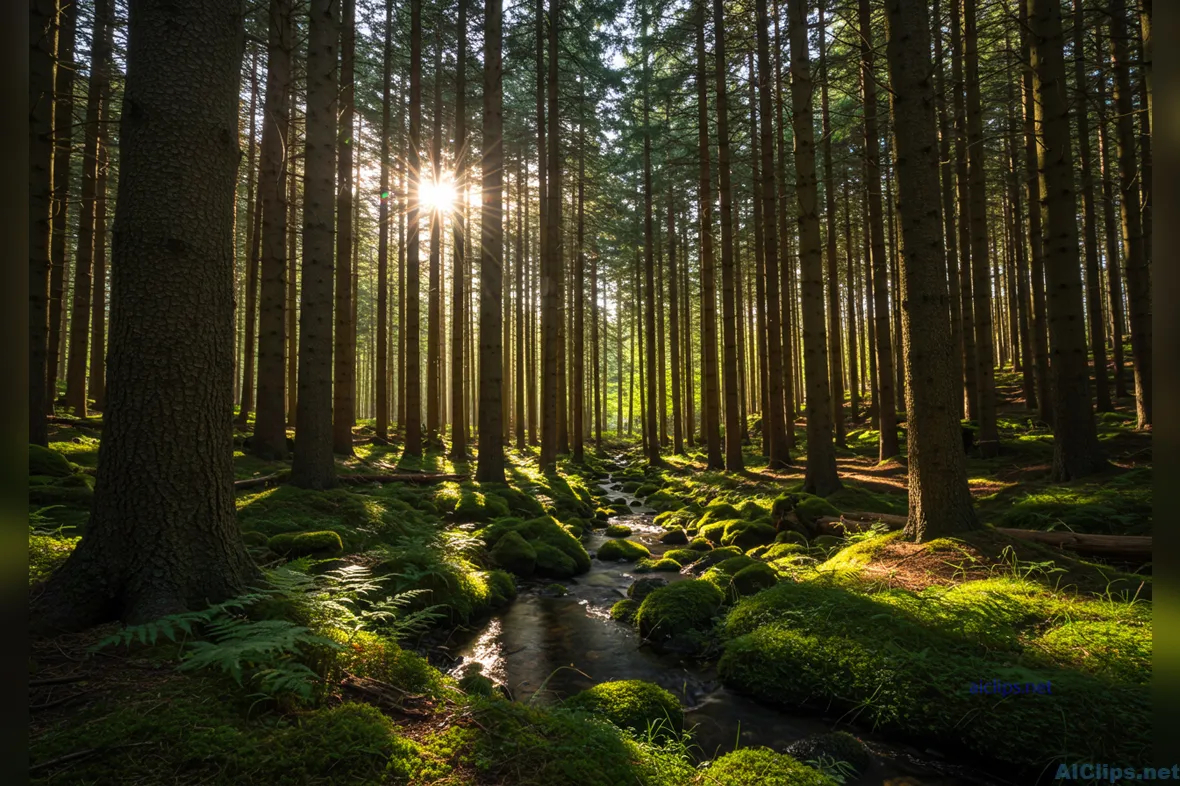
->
442, 469, 1014, 786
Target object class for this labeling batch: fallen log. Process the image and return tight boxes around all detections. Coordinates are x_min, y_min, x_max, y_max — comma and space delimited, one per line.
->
233, 471, 466, 491
48, 416, 103, 430
814, 513, 1152, 561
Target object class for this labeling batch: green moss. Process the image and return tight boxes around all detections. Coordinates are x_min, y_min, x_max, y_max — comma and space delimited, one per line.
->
762, 542, 806, 561
696, 502, 740, 530
459, 670, 497, 697
693, 545, 744, 570
535, 543, 579, 577
487, 569, 518, 605
29, 533, 78, 586
598, 539, 650, 562
637, 558, 682, 572
594, 507, 613, 522
636, 579, 724, 642
698, 747, 837, 785
732, 563, 778, 596
794, 494, 841, 522
240, 530, 269, 547
662, 548, 701, 566
720, 520, 776, 550
775, 530, 808, 545
688, 538, 712, 551
28, 483, 94, 506
718, 577, 1151, 771
658, 529, 688, 546
635, 483, 660, 497
737, 500, 768, 520
605, 523, 633, 537
484, 515, 591, 578
611, 599, 639, 622
565, 680, 683, 739
490, 533, 536, 579
266, 530, 345, 557
29, 444, 73, 477
698, 519, 736, 543
783, 731, 872, 777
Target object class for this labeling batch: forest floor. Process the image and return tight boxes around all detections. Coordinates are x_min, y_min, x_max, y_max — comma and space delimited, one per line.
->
28, 398, 1152, 785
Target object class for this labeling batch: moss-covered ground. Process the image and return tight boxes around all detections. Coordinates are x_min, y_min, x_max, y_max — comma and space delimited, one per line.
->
29, 409, 1152, 783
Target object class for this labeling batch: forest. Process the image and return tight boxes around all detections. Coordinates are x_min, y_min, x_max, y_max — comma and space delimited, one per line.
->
27, 0, 1154, 782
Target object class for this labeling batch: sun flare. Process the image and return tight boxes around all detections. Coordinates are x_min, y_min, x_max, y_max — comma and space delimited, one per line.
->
420, 175, 457, 213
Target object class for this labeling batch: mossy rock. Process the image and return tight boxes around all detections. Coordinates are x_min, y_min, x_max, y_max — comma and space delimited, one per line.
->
491, 530, 537, 576
696, 502, 741, 530
28, 483, 94, 506
487, 569, 517, 605
636, 579, 724, 642
597, 539, 650, 562
459, 671, 497, 697
795, 494, 841, 523
621, 481, 642, 493
593, 507, 613, 523
564, 680, 683, 740
693, 545, 744, 570
662, 548, 701, 566
484, 515, 591, 577
784, 732, 872, 777
732, 563, 779, 596
775, 530, 808, 546
699, 519, 735, 543
737, 500, 767, 520
659, 528, 689, 545
266, 530, 344, 557
605, 523, 632, 537
720, 520, 777, 551
455, 490, 509, 522
653, 510, 687, 529
811, 535, 844, 551
745, 545, 769, 560
689, 538, 712, 552
762, 542, 807, 561
535, 543, 579, 578
29, 444, 73, 477
697, 747, 837, 785
634, 483, 660, 498
629, 500, 642, 508
544, 583, 569, 597
240, 530, 270, 547
610, 598, 639, 622
627, 577, 669, 601
637, 558, 682, 572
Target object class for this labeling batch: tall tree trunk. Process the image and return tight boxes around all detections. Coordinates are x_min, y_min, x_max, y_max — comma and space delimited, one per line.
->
949, 0, 978, 420
449, 0, 469, 458
791, 0, 840, 494
1021, 1, 1052, 424
252, 0, 293, 460
668, 181, 683, 454
859, 0, 899, 461
330, 0, 356, 454
932, 0, 965, 420
1109, 0, 1151, 428
774, 0, 795, 448
517, 155, 528, 449
286, 96, 299, 427
539, 0, 561, 469
65, 0, 113, 418
1005, 55, 1036, 410
404, 0, 424, 455
476, 0, 505, 481
1029, 0, 1107, 479
1095, 49, 1126, 402
696, 0, 722, 468
376, 0, 393, 442
90, 140, 110, 411
574, 89, 587, 463
426, 43, 443, 440
47, 0, 76, 414
641, 12, 661, 465
818, 0, 844, 447
757, 0, 788, 466
748, 54, 768, 451
963, 0, 999, 456
31, 0, 258, 631
235, 49, 261, 428
884, 0, 977, 541
843, 172, 860, 421
291, 0, 339, 488
712, 0, 743, 471
1071, 0, 1111, 413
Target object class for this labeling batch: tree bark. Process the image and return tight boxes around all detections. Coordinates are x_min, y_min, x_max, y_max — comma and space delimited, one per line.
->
774, 0, 795, 448
31, 0, 258, 631
949, 0, 978, 421
1094, 43, 1126, 402
884, 0, 978, 541
47, 0, 77, 414
376, 0, 393, 442
859, 0, 898, 461
291, 0, 339, 489
641, 14, 661, 465
30, 0, 58, 445
818, 0, 844, 447
1109, 0, 1151, 428
790, 0, 840, 494
404, 0, 424, 456
331, 0, 357, 455
667, 176, 683, 454
476, 0, 505, 482
449, 0, 470, 459
539, 0, 562, 469
252, 0, 293, 460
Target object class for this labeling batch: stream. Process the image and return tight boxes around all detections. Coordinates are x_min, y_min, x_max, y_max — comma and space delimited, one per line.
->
442, 469, 1015, 786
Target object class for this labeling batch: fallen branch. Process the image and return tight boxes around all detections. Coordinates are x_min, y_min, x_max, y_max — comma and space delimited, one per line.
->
233, 472, 289, 490
814, 513, 1152, 561
29, 674, 87, 687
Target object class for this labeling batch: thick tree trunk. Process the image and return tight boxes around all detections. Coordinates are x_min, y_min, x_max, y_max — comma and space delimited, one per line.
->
1109, 0, 1151, 428
791, 0, 840, 494
712, 0, 743, 471
251, 0, 293, 460
884, 0, 978, 541
331, 0, 357, 455
31, 0, 258, 631
859, 0, 898, 461
1029, 0, 1107, 480
540, 0, 562, 469
291, 0, 339, 488
641, 16, 661, 465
